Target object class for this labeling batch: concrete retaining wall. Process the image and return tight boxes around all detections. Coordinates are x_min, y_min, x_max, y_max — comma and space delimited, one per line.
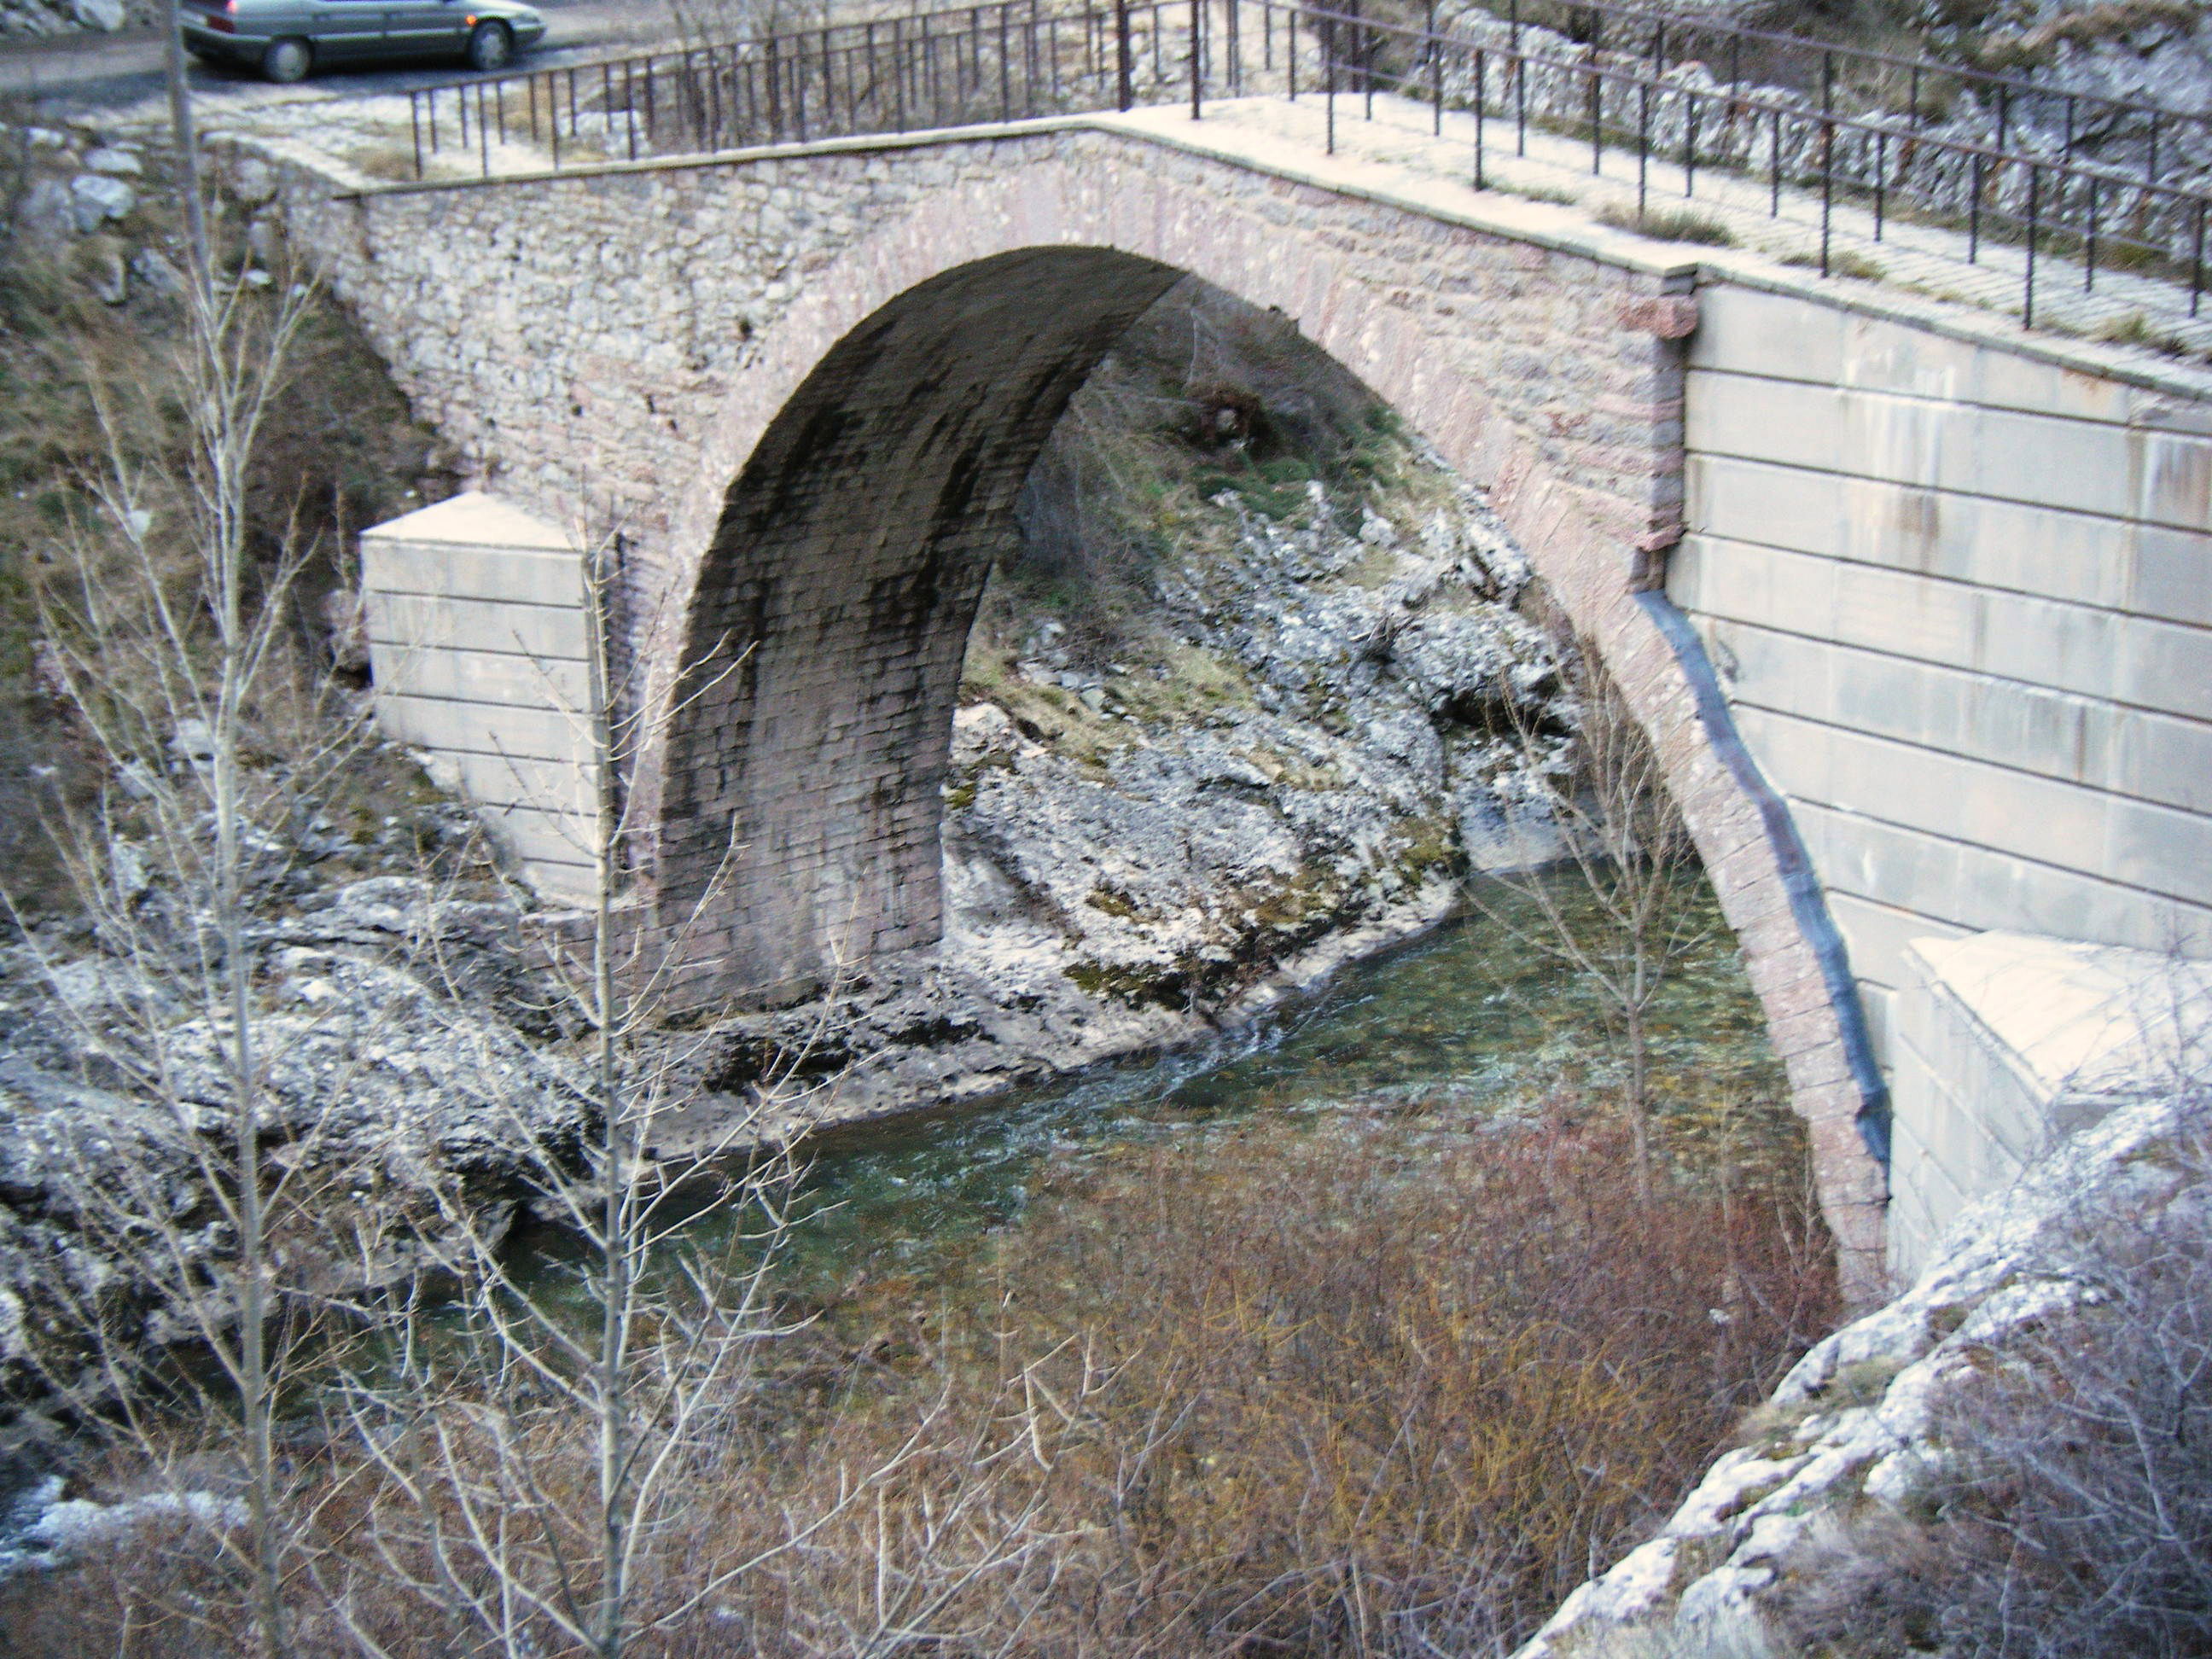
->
1674, 282, 2212, 1098
1888, 930, 2212, 1276
358, 492, 601, 900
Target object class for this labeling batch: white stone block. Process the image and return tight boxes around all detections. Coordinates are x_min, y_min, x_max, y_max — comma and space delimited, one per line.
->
360, 493, 598, 904
1887, 931, 2212, 1279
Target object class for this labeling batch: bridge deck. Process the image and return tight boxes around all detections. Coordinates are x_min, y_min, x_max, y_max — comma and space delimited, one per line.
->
213, 81, 2212, 372
1126, 93, 2212, 363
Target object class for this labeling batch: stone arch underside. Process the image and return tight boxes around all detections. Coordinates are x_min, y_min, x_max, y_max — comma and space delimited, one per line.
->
655, 247, 1182, 997
611, 135, 1885, 1288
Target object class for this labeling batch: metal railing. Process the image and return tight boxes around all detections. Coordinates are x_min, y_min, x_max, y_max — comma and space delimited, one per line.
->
396, 0, 2212, 331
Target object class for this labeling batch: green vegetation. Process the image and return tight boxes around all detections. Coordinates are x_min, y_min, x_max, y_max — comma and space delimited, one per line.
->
2094, 308, 2199, 358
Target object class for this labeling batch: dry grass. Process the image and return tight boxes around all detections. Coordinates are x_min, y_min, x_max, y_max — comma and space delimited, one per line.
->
0, 1116, 1837, 1657
1594, 202, 1739, 247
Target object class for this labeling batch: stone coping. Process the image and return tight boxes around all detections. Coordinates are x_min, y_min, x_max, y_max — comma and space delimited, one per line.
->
359, 488, 579, 552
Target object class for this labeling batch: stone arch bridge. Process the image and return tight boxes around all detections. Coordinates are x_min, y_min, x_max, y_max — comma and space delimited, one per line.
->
246, 103, 2212, 1291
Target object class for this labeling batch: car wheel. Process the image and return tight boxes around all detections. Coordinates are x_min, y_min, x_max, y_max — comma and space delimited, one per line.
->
261, 37, 312, 82
466, 20, 514, 71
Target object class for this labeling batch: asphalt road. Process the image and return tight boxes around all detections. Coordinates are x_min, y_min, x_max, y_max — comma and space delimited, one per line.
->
1, 0, 673, 111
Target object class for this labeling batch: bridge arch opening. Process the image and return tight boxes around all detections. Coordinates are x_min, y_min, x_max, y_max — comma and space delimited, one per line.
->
657, 247, 1210, 998
632, 223, 1881, 1284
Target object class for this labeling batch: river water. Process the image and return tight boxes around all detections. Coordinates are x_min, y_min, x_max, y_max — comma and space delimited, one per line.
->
0, 885, 1796, 1575
725, 882, 1794, 1307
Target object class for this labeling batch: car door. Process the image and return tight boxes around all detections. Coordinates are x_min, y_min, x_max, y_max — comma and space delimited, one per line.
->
300, 0, 385, 61
380, 0, 467, 60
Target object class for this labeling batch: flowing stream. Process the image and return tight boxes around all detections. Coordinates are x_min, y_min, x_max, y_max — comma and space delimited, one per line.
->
0, 887, 1794, 1572
519, 883, 1795, 1314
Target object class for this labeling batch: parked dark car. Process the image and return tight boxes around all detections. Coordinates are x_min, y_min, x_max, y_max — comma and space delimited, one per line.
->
180, 0, 546, 82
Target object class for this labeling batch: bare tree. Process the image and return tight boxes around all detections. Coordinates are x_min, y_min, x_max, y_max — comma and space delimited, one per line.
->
1470, 643, 1714, 1199
3, 265, 374, 1656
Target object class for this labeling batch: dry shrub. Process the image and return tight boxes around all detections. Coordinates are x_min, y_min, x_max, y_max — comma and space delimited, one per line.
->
0, 1114, 1834, 1656
898, 1118, 1838, 1656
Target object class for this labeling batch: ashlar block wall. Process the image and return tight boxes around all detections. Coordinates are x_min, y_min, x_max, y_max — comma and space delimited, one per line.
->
1889, 932, 2212, 1276
1674, 283, 2212, 1078
358, 492, 602, 901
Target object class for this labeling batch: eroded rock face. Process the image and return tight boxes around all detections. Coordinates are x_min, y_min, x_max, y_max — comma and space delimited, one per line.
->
1512, 1085, 2212, 1657
0, 874, 593, 1406
0, 0, 146, 38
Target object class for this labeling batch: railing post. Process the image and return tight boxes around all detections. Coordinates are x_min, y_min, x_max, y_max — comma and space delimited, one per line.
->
1638, 62, 1650, 216
1819, 106, 1832, 276
410, 92, 424, 178
2192, 198, 2205, 317
1474, 47, 1486, 190
479, 83, 491, 177
1026, 0, 1039, 113
1587, 11, 1602, 175
765, 35, 782, 138
1771, 106, 1781, 217
2085, 176, 2098, 292
1872, 128, 1885, 238
894, 19, 907, 129
1968, 152, 1982, 262
1511, 0, 1526, 156
1116, 0, 1133, 109
1429, 0, 1441, 137
1190, 0, 1202, 118
1326, 10, 1336, 153
795, 31, 808, 140
1684, 84, 1697, 195
2023, 161, 2038, 329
